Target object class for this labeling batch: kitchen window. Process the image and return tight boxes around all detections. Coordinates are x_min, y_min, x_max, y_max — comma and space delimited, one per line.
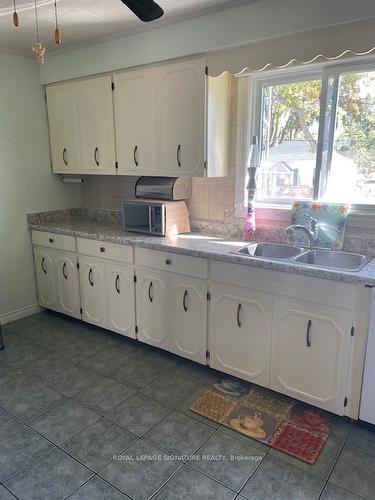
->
251, 61, 375, 210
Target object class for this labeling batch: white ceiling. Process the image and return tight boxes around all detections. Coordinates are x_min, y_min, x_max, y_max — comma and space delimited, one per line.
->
0, 0, 256, 57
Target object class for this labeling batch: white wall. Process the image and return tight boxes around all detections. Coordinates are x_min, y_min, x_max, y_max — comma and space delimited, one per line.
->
0, 52, 81, 322
40, 0, 375, 84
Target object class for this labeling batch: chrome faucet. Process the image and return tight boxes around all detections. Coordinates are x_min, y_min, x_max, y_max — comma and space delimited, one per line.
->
285, 214, 319, 248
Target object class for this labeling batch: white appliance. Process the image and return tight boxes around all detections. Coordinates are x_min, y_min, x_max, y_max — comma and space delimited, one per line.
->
360, 287, 375, 424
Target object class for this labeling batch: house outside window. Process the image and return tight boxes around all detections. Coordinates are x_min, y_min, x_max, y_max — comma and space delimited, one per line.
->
250, 61, 375, 211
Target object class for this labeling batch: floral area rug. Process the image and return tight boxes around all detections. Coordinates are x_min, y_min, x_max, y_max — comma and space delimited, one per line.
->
191, 380, 331, 464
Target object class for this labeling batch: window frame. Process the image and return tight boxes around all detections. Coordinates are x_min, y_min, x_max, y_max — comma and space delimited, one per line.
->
247, 57, 375, 214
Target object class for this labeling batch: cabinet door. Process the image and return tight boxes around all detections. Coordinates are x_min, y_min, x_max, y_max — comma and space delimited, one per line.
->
106, 264, 136, 339
75, 76, 116, 174
209, 283, 272, 387
136, 270, 169, 349
34, 248, 57, 310
158, 57, 206, 177
169, 276, 207, 364
271, 299, 353, 414
79, 257, 107, 328
54, 251, 81, 319
46, 83, 80, 173
114, 69, 158, 175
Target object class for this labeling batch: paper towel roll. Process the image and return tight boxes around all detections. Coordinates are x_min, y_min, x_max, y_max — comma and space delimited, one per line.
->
60, 176, 83, 184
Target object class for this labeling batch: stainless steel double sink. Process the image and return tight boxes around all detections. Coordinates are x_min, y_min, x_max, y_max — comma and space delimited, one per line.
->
233, 242, 368, 272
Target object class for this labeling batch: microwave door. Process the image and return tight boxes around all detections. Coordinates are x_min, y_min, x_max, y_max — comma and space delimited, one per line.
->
124, 203, 150, 234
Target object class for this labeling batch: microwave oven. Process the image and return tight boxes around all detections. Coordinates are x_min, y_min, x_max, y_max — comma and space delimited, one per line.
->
123, 200, 166, 236
122, 199, 191, 236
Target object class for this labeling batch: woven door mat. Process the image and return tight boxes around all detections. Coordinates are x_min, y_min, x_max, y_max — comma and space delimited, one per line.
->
191, 380, 332, 464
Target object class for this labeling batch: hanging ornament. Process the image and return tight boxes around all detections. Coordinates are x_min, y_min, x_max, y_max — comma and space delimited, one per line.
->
244, 136, 260, 240
54, 0, 61, 45
32, 0, 46, 63
13, 0, 19, 27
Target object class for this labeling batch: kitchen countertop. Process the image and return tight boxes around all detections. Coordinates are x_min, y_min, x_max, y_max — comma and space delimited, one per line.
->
28, 211, 375, 287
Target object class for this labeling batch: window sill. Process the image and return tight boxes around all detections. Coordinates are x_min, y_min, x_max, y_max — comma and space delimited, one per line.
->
255, 204, 291, 223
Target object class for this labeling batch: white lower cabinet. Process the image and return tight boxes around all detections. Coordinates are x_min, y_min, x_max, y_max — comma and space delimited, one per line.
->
54, 252, 81, 319
106, 264, 136, 339
32, 234, 362, 418
169, 275, 207, 364
79, 257, 107, 328
270, 299, 353, 414
135, 269, 207, 363
209, 283, 272, 387
34, 248, 57, 310
136, 269, 169, 349
34, 247, 80, 318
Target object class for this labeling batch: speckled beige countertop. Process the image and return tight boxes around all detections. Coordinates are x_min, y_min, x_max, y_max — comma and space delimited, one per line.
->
28, 208, 375, 287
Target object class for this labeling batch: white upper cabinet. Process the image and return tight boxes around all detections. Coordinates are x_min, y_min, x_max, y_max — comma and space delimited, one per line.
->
271, 299, 353, 415
158, 57, 206, 177
47, 76, 116, 174
74, 76, 116, 174
46, 57, 208, 176
46, 83, 80, 173
114, 68, 158, 175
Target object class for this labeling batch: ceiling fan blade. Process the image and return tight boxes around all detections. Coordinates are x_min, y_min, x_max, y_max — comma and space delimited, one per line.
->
120, 0, 164, 22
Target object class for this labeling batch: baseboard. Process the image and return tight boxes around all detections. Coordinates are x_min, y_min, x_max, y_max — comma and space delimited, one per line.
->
0, 304, 43, 325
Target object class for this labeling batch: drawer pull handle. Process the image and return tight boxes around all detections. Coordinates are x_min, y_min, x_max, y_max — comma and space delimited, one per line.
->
115, 274, 120, 294
62, 262, 68, 280
94, 147, 100, 166
41, 257, 47, 274
63, 147, 68, 166
165, 259, 172, 266
100, 247, 106, 253
177, 145, 182, 167
88, 268, 94, 287
49, 238, 54, 244
183, 290, 189, 312
133, 145, 139, 167
307, 319, 312, 347
237, 303, 242, 328
148, 281, 153, 303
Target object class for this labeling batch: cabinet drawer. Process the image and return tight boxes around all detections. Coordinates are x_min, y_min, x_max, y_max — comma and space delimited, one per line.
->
32, 230, 76, 252
77, 238, 133, 264
135, 247, 207, 279
210, 261, 356, 310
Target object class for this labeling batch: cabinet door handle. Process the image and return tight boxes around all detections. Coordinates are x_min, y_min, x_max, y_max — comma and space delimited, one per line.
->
237, 303, 242, 328
41, 257, 47, 274
177, 144, 182, 167
183, 290, 188, 311
94, 147, 100, 166
115, 274, 120, 294
62, 262, 68, 280
49, 238, 54, 244
63, 148, 68, 166
133, 145, 139, 167
307, 319, 312, 347
148, 281, 153, 303
88, 268, 94, 287
165, 259, 172, 266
